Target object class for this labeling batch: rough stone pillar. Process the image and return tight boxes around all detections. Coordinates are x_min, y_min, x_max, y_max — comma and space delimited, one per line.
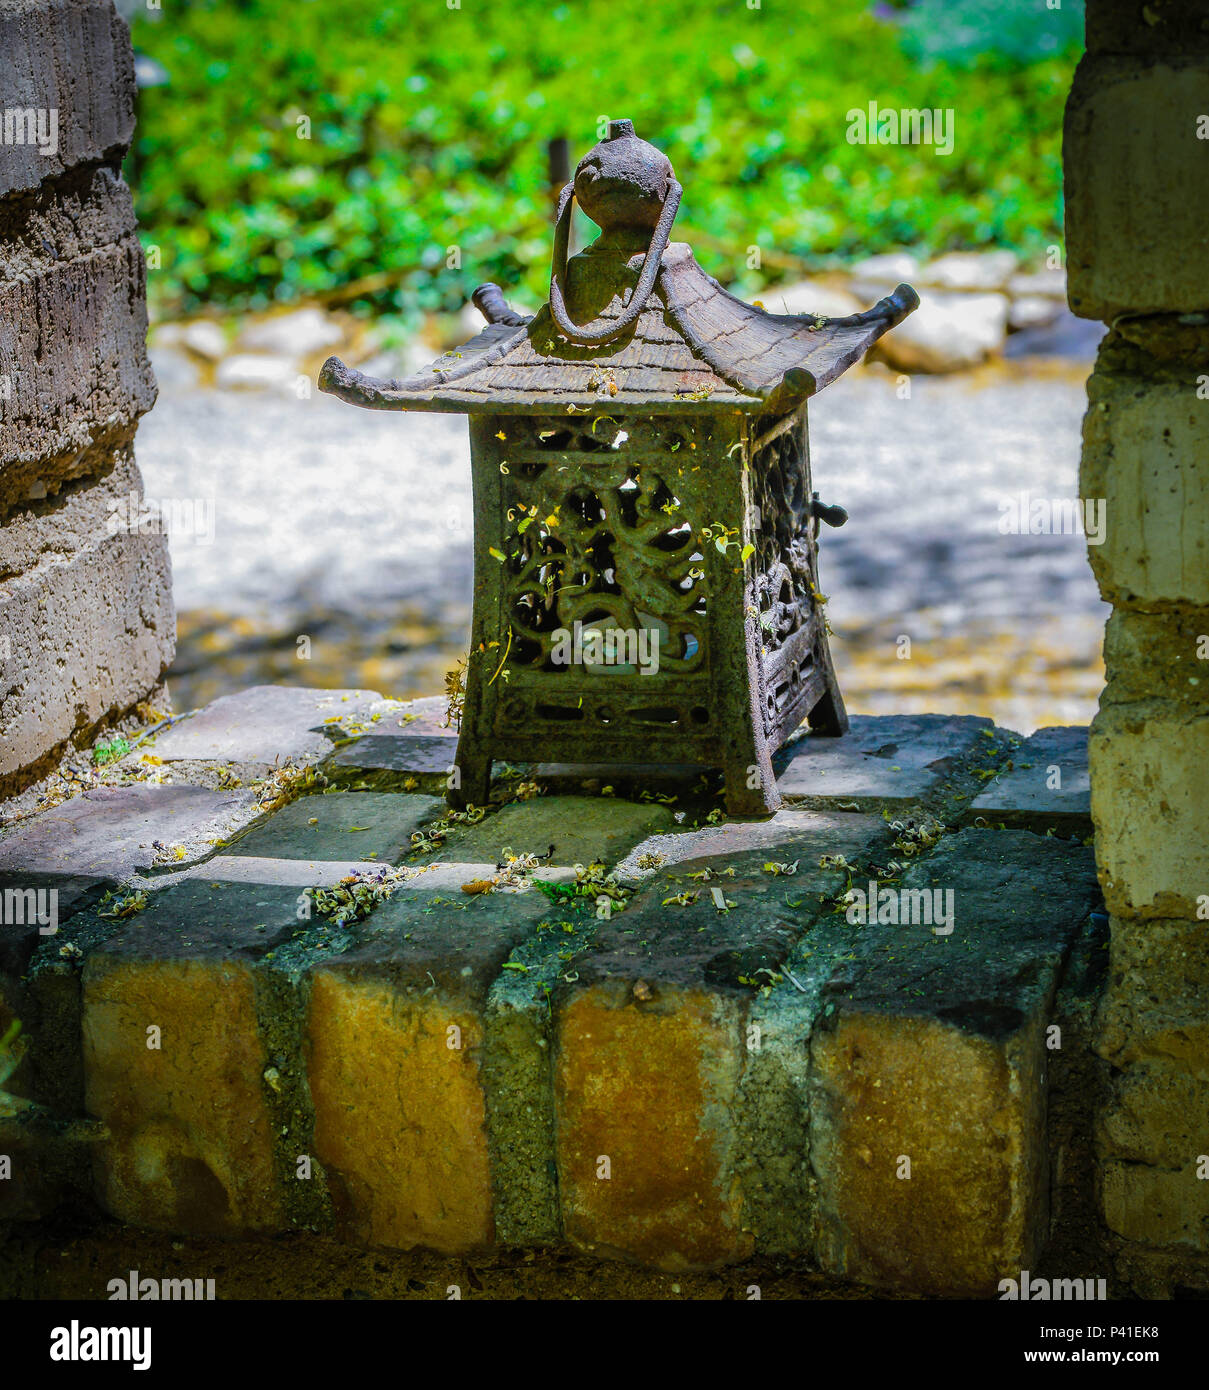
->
1064, 0, 1209, 1296
0, 0, 173, 799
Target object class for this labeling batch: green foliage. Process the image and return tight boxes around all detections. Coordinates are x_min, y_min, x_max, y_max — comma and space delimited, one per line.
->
898, 0, 1085, 70
92, 734, 131, 765
128, 0, 1081, 317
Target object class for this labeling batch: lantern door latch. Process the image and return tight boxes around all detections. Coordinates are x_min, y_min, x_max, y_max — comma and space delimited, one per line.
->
811, 493, 848, 529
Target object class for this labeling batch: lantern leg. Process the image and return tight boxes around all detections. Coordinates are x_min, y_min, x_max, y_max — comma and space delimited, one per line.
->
807, 655, 849, 736
449, 732, 493, 810
722, 681, 781, 817
723, 740, 781, 818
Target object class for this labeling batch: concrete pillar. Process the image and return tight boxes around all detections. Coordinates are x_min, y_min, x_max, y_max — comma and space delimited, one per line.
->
0, 0, 174, 798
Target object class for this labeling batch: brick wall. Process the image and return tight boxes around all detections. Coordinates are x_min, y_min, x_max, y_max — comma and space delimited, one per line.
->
1065, 0, 1209, 1296
0, 0, 173, 798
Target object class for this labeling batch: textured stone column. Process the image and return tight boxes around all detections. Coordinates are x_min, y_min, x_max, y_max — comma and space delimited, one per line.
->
0, 0, 173, 798
1064, 0, 1209, 1296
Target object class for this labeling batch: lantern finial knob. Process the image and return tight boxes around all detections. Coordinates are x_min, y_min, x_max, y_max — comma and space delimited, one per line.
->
573, 119, 677, 234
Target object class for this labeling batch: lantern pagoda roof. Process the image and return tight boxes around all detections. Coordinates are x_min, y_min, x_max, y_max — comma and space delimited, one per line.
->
319, 119, 918, 417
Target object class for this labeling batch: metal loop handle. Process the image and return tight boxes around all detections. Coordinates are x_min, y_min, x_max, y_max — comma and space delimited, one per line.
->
547, 179, 682, 345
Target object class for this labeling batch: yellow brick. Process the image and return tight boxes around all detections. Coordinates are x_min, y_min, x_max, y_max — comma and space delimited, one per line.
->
811, 1012, 1047, 1296
1102, 1160, 1209, 1250
1081, 375, 1209, 610
1066, 58, 1209, 321
554, 984, 751, 1271
1090, 703, 1209, 918
83, 957, 281, 1234
306, 970, 493, 1253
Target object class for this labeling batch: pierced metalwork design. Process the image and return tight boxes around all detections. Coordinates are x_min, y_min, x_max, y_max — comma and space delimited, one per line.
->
498, 418, 707, 676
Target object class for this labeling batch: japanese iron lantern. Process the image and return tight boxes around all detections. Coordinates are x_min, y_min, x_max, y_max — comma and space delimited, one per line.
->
320, 119, 916, 815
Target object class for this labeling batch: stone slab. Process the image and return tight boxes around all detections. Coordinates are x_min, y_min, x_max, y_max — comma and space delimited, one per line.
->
614, 807, 885, 884
774, 714, 995, 807
433, 795, 676, 868
0, 871, 109, 979
225, 791, 444, 864
149, 685, 385, 767
0, 784, 260, 880
179, 856, 411, 889
963, 725, 1090, 834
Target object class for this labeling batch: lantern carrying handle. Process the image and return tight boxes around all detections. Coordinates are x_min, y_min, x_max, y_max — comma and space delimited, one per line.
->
547, 178, 682, 345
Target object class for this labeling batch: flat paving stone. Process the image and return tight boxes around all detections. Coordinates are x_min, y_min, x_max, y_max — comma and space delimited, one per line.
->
173, 854, 574, 895
326, 734, 458, 778
962, 725, 1090, 835
614, 808, 884, 882
774, 713, 996, 807
180, 855, 412, 889
0, 785, 260, 881
93, 879, 306, 959
432, 795, 676, 868
225, 791, 444, 863
322, 695, 459, 779
594, 812, 885, 987
0, 872, 111, 978
824, 827, 1101, 1019
148, 684, 385, 766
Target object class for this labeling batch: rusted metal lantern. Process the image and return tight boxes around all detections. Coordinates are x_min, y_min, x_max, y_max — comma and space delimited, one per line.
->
320, 120, 916, 815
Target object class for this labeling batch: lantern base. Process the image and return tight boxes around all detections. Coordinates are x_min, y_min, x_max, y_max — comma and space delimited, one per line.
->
446, 660, 847, 819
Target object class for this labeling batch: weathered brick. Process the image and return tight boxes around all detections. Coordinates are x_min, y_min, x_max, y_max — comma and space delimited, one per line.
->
305, 887, 550, 1253
0, 0, 135, 199
810, 830, 1099, 1295
1102, 1160, 1209, 1250
1101, 608, 1209, 707
1089, 701, 1209, 918
554, 810, 883, 1270
555, 981, 750, 1270
1065, 56, 1209, 322
1080, 370, 1209, 610
82, 882, 300, 1234
1097, 916, 1209, 1067
1099, 1062, 1209, 1168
